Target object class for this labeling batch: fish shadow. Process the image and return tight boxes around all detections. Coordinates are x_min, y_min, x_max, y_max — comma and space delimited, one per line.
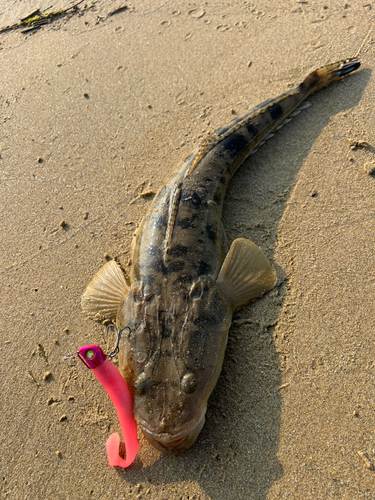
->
116, 67, 370, 499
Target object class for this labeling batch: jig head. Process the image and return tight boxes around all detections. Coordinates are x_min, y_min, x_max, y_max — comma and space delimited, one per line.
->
64, 326, 138, 468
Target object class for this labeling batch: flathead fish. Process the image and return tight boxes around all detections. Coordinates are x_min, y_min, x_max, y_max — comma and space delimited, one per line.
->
82, 58, 360, 454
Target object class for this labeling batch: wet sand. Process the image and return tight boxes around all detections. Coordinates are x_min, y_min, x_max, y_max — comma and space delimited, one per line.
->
1, 1, 374, 498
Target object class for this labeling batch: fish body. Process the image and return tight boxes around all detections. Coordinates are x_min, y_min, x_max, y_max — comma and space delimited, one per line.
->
82, 59, 360, 454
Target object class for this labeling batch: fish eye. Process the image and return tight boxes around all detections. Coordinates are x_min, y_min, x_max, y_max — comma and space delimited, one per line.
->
134, 373, 150, 395
181, 372, 198, 394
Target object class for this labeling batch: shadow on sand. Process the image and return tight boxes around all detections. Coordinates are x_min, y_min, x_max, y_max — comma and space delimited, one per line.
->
116, 66, 369, 500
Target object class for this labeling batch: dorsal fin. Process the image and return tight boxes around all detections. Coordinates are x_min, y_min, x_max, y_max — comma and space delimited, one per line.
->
186, 89, 301, 176
81, 260, 129, 320
216, 238, 276, 310
187, 132, 220, 174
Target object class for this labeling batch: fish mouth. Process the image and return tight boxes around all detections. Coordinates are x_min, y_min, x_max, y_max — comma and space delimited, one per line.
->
140, 417, 205, 455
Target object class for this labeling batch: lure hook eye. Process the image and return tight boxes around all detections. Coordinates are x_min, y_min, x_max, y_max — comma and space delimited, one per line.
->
77, 345, 106, 368
63, 325, 131, 366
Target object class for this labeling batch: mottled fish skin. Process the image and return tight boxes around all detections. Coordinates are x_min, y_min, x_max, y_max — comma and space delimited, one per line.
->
82, 59, 360, 455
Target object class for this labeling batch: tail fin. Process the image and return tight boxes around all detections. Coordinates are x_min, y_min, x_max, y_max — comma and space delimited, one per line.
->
301, 58, 360, 94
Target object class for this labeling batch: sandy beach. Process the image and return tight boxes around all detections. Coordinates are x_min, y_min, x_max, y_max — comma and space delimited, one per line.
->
1, 1, 374, 498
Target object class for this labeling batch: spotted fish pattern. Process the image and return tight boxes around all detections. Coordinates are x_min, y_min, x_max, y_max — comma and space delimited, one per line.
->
82, 58, 360, 455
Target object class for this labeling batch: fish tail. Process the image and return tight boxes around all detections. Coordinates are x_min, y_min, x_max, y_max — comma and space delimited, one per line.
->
301, 58, 360, 95
185, 58, 360, 180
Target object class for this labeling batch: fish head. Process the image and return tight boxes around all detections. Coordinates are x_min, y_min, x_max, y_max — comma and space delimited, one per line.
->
116, 276, 232, 454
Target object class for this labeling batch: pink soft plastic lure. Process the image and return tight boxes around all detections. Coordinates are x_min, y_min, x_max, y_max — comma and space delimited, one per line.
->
77, 345, 139, 467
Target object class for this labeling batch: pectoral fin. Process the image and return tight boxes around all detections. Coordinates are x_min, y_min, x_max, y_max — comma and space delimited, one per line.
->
81, 260, 129, 320
216, 238, 276, 310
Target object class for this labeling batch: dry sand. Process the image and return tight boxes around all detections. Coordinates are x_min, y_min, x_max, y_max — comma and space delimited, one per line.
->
1, 1, 374, 498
